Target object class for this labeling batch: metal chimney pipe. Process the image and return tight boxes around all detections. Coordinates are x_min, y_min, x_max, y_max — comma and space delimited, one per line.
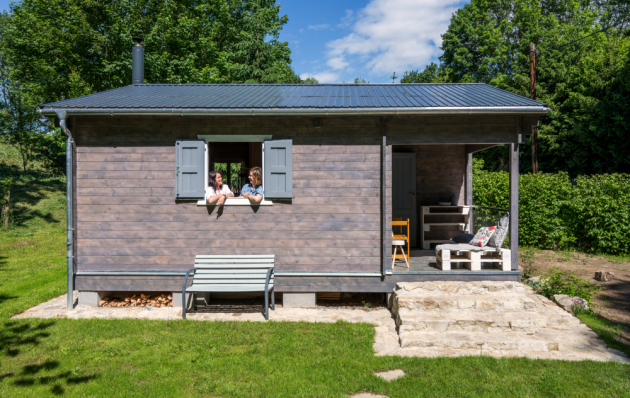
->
132, 37, 144, 84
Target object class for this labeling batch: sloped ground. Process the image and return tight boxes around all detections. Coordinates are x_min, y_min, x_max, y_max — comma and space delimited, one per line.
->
383, 282, 629, 363
521, 249, 630, 347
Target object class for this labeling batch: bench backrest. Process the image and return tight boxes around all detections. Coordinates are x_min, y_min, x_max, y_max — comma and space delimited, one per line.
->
192, 255, 275, 292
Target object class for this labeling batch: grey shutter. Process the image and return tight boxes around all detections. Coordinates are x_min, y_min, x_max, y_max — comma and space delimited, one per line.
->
175, 140, 205, 199
263, 139, 293, 199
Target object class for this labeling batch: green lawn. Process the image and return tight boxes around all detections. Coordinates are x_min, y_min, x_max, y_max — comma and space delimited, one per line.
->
1, 145, 630, 397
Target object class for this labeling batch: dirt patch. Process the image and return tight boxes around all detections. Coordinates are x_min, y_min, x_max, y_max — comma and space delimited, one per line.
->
520, 249, 630, 346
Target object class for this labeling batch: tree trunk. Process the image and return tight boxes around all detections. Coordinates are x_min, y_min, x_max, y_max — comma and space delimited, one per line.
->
2, 187, 10, 230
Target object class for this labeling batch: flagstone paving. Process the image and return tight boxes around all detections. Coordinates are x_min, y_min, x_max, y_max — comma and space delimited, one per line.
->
12, 285, 630, 364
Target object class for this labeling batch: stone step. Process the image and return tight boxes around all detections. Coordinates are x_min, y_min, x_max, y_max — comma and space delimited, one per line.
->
394, 295, 536, 312
395, 310, 581, 333
398, 331, 602, 352
394, 281, 529, 297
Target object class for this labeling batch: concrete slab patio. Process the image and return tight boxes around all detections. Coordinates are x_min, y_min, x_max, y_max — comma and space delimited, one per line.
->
12, 286, 630, 364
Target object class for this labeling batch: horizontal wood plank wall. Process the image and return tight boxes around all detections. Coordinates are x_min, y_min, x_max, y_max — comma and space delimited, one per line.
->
73, 116, 385, 275
394, 145, 466, 244
72, 115, 521, 291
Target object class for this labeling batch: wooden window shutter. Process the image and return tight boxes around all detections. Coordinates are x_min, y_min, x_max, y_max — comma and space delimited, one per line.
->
263, 139, 293, 199
175, 140, 206, 199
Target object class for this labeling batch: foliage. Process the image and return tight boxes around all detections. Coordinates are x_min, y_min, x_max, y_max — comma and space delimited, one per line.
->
561, 174, 630, 254
409, 0, 630, 176
302, 77, 319, 84
400, 63, 448, 83
0, 176, 12, 229
1, 0, 300, 107
473, 167, 630, 255
532, 267, 603, 304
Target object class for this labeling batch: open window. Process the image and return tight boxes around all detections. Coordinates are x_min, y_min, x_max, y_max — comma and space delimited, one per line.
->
175, 136, 292, 206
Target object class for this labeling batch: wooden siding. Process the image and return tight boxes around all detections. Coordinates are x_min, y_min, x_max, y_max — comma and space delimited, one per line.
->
73, 116, 389, 274
72, 115, 520, 290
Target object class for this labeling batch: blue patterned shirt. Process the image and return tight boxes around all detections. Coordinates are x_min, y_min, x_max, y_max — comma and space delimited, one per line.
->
240, 183, 263, 197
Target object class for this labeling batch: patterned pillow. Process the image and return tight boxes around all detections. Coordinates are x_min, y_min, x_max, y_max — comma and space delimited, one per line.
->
487, 213, 509, 248
469, 226, 496, 247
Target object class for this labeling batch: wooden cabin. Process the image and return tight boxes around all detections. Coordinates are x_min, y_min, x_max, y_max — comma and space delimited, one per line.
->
39, 83, 549, 308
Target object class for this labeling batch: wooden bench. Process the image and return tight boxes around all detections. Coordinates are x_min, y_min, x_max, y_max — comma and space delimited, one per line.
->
182, 255, 275, 320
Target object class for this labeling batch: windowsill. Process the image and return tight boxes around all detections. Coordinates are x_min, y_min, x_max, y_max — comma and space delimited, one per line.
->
197, 198, 273, 206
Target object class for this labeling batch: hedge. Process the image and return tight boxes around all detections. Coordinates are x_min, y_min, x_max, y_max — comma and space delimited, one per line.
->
473, 170, 630, 256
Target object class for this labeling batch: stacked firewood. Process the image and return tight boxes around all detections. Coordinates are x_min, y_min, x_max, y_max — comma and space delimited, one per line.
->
98, 294, 173, 308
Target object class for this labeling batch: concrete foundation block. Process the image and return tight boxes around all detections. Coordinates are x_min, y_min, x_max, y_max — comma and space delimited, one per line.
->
283, 293, 316, 308
172, 292, 195, 309
78, 291, 109, 307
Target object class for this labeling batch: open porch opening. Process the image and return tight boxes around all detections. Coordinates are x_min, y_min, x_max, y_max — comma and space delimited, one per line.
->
389, 144, 519, 275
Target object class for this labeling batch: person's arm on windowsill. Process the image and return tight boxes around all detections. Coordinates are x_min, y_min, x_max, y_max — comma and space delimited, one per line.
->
242, 192, 263, 203
207, 194, 227, 206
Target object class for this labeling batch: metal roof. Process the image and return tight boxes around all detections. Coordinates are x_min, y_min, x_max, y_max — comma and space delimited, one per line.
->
39, 84, 548, 116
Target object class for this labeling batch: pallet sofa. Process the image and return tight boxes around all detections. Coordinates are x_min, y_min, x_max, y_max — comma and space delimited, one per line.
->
435, 212, 511, 271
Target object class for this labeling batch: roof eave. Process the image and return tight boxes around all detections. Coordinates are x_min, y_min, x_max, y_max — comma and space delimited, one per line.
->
38, 106, 550, 117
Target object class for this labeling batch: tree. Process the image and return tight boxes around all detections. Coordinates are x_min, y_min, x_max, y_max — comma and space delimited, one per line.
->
435, 0, 630, 175
1, 0, 301, 106
302, 77, 319, 84
400, 63, 448, 83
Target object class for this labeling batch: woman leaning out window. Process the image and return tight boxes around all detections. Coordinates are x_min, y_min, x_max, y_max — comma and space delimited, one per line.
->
239, 166, 263, 204
206, 171, 233, 206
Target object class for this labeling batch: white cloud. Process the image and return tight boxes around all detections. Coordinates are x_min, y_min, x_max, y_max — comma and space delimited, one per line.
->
326, 0, 462, 75
308, 24, 330, 30
300, 72, 340, 83
337, 10, 355, 28
326, 57, 349, 70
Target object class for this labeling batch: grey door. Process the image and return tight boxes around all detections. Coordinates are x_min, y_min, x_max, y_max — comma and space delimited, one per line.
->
392, 153, 417, 247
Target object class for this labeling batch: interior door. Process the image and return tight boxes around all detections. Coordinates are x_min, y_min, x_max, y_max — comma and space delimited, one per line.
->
392, 153, 417, 247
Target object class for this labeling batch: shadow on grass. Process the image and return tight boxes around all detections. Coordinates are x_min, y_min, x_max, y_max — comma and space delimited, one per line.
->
0, 163, 65, 228
0, 294, 19, 306
0, 320, 97, 394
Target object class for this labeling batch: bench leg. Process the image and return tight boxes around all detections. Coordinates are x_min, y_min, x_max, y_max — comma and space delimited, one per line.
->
264, 286, 269, 320
182, 289, 187, 320
271, 287, 275, 311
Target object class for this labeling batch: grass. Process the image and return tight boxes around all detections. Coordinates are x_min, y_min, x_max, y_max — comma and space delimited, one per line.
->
577, 312, 630, 358
1, 144, 630, 396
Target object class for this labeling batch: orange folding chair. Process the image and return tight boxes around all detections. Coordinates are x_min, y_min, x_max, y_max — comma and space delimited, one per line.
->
392, 218, 410, 267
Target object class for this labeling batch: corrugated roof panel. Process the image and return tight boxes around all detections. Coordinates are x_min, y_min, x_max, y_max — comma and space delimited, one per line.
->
40, 83, 548, 111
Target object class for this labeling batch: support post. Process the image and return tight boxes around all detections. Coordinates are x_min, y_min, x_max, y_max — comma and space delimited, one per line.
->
465, 151, 473, 232
509, 143, 519, 271
380, 121, 388, 279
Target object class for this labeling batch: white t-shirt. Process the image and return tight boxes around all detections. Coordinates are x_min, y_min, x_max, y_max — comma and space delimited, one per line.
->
205, 184, 232, 200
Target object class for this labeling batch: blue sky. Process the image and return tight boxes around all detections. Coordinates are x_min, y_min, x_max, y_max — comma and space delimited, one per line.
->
1, 0, 469, 83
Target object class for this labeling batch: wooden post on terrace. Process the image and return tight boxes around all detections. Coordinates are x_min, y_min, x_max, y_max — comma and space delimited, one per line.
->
509, 143, 519, 272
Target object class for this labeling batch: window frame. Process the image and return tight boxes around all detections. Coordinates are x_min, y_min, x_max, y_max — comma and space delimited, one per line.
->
197, 136, 272, 206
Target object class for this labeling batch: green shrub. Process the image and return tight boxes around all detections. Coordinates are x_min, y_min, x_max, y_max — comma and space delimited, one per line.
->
473, 168, 630, 256
536, 268, 603, 304
562, 174, 630, 255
